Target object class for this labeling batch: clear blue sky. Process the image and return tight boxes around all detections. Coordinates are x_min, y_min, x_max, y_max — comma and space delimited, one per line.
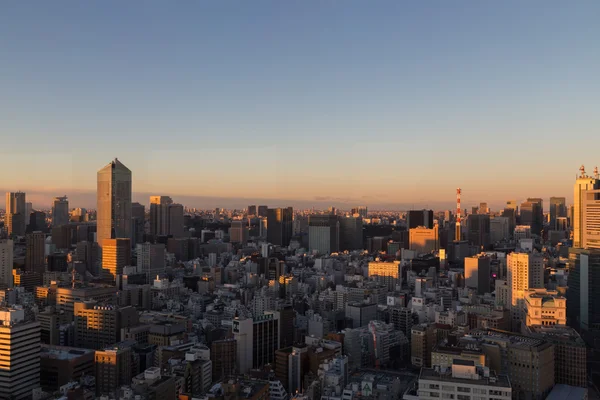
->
1, 1, 599, 209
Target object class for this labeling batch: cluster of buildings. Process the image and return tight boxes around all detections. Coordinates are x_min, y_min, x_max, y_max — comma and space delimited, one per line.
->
0, 160, 598, 399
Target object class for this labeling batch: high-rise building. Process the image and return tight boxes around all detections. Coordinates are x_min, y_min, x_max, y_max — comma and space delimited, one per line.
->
490, 216, 510, 243
257, 205, 268, 218
345, 303, 377, 328
409, 225, 439, 254
136, 242, 165, 281
25, 231, 45, 274
351, 206, 368, 219
131, 202, 145, 245
574, 166, 600, 247
549, 197, 567, 231
567, 248, 600, 333
464, 254, 491, 295
95, 342, 133, 396
582, 189, 600, 249
74, 301, 137, 350
5, 191, 26, 236
507, 252, 544, 331
407, 209, 433, 230
97, 159, 132, 246
150, 196, 172, 237
267, 207, 293, 247
502, 207, 517, 236
247, 205, 257, 216
308, 214, 340, 254
339, 215, 363, 251
40, 345, 95, 391
467, 214, 491, 250
168, 203, 184, 237
520, 201, 542, 236
0, 240, 13, 289
101, 238, 131, 281
233, 311, 280, 373
25, 202, 32, 226
0, 307, 41, 400
52, 196, 69, 227
75, 241, 99, 276
229, 220, 248, 244
211, 339, 237, 383
411, 324, 436, 368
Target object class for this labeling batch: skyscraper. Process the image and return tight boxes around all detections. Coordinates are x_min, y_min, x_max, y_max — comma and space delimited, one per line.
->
150, 196, 173, 237
407, 209, 433, 230
101, 238, 131, 281
131, 202, 145, 244
339, 215, 363, 251
308, 214, 340, 254
520, 200, 543, 236
464, 254, 491, 295
52, 196, 69, 227
247, 205, 257, 216
0, 239, 13, 288
467, 214, 491, 250
582, 189, 600, 249
549, 197, 567, 231
168, 203, 184, 237
0, 308, 41, 400
574, 165, 600, 248
267, 207, 293, 247
97, 159, 132, 246
136, 242, 166, 281
25, 231, 45, 275
567, 248, 600, 333
5, 191, 26, 236
229, 220, 248, 244
507, 252, 544, 331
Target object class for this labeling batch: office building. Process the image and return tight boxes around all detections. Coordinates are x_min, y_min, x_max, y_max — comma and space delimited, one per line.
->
507, 252, 544, 331
339, 216, 363, 251
526, 325, 587, 388
345, 302, 376, 328
233, 311, 280, 373
574, 165, 600, 247
75, 241, 99, 276
521, 200, 543, 236
490, 216, 509, 243
75, 301, 137, 350
467, 214, 491, 250
257, 205, 268, 218
549, 197, 567, 231
95, 342, 133, 396
136, 242, 165, 281
133, 367, 177, 400
97, 158, 132, 246
168, 203, 184, 237
479, 202, 489, 214
267, 207, 293, 247
582, 189, 600, 249
367, 261, 401, 290
464, 254, 491, 295
407, 209, 433, 229
25, 231, 45, 274
28, 210, 47, 233
229, 220, 248, 244
55, 286, 117, 318
40, 345, 95, 391
150, 196, 172, 237
417, 360, 511, 400
101, 238, 131, 281
409, 225, 439, 254
411, 324, 436, 368
351, 206, 368, 218
495, 279, 509, 308
0, 239, 13, 289
5, 191, 26, 236
567, 247, 600, 333
308, 214, 340, 254
0, 307, 41, 400
52, 196, 69, 227
131, 202, 145, 244
211, 339, 237, 383
248, 205, 257, 216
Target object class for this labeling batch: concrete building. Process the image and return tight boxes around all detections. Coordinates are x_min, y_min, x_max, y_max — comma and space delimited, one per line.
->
524, 289, 566, 327
409, 225, 439, 254
495, 279, 509, 308
573, 165, 600, 247
417, 360, 511, 400
345, 302, 376, 328
40, 344, 95, 391
52, 196, 69, 227
339, 216, 363, 251
582, 188, 600, 249
411, 324, 436, 368
229, 220, 248, 244
407, 209, 433, 229
549, 197, 567, 231
211, 338, 237, 383
5, 191, 26, 236
95, 342, 133, 396
308, 214, 340, 254
464, 254, 491, 295
25, 231, 45, 275
74, 300, 136, 349
367, 261, 401, 290
132, 367, 177, 400
136, 242, 165, 281
101, 238, 131, 281
467, 214, 491, 250
267, 207, 293, 247
233, 311, 280, 373
131, 202, 145, 245
490, 216, 510, 243
0, 239, 13, 288
0, 307, 41, 400
55, 285, 117, 319
97, 158, 132, 247
150, 196, 173, 237
507, 252, 544, 331
521, 198, 544, 236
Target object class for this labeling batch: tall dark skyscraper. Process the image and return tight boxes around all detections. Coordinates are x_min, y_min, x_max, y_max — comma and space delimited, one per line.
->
131, 202, 145, 244
407, 209, 433, 230
5, 191, 26, 236
549, 197, 567, 231
247, 205, 257, 216
520, 200, 543, 235
25, 231, 45, 275
257, 205, 268, 218
267, 207, 293, 247
308, 214, 340, 254
340, 216, 363, 251
467, 214, 491, 250
97, 159, 132, 246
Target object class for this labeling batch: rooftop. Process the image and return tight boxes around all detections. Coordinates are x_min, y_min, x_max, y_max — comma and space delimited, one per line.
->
41, 345, 94, 360
420, 367, 511, 388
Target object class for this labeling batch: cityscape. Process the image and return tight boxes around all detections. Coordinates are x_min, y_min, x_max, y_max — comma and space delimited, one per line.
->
2, 2, 600, 400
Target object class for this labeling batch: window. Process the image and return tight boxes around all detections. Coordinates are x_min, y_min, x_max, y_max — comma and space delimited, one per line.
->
457, 387, 471, 393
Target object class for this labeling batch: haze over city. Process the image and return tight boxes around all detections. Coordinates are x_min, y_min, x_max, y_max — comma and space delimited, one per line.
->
2, 1, 600, 209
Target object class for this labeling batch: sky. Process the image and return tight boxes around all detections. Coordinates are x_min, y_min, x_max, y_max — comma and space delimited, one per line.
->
1, 1, 599, 210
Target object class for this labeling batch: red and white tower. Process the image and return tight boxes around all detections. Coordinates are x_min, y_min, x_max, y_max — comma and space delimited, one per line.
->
455, 188, 462, 241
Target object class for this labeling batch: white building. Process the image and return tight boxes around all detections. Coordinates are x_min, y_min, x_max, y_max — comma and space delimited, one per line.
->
507, 252, 544, 331
233, 311, 280, 373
